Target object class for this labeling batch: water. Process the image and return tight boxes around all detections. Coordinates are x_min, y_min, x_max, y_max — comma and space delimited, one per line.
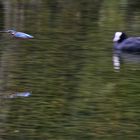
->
0, 0, 140, 139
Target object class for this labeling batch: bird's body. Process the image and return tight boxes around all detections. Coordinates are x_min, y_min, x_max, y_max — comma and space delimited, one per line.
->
113, 32, 140, 53
8, 30, 34, 39
12, 31, 34, 39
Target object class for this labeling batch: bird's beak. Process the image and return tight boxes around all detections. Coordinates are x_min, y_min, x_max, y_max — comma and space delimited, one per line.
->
0, 31, 8, 33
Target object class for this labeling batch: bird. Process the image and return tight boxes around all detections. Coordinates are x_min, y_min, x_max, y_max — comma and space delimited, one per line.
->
0, 29, 34, 39
113, 32, 140, 53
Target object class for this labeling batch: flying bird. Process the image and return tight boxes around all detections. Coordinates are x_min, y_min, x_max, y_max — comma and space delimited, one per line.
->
0, 29, 34, 39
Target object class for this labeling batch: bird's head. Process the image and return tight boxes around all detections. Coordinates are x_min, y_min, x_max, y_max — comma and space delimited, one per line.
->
6, 30, 16, 35
113, 32, 127, 43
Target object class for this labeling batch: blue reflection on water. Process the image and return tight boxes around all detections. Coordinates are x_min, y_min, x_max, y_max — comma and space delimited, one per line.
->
8, 92, 31, 98
113, 50, 140, 71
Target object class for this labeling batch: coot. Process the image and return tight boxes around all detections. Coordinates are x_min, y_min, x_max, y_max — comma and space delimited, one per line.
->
113, 32, 140, 53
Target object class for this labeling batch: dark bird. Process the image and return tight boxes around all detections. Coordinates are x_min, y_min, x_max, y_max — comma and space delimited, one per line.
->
113, 32, 140, 53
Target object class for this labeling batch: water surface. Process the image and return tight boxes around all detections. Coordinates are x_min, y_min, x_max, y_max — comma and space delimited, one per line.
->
0, 0, 140, 139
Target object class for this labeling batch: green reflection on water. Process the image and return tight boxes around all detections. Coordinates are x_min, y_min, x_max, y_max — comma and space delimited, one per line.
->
0, 0, 140, 139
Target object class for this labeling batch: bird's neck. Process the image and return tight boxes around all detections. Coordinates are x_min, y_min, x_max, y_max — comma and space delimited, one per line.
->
11, 31, 16, 35
118, 34, 128, 43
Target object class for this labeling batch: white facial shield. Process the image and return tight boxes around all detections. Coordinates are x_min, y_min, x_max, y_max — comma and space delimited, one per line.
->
113, 32, 122, 42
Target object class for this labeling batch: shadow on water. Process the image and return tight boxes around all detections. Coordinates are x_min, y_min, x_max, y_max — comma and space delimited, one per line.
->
0, 2, 8, 138
0, 2, 4, 35
124, 0, 140, 33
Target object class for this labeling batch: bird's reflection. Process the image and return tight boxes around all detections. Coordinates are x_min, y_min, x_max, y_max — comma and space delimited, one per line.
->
113, 50, 140, 71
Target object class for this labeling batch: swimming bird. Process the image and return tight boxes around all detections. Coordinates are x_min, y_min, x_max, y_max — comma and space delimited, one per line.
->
113, 32, 140, 53
0, 29, 34, 39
